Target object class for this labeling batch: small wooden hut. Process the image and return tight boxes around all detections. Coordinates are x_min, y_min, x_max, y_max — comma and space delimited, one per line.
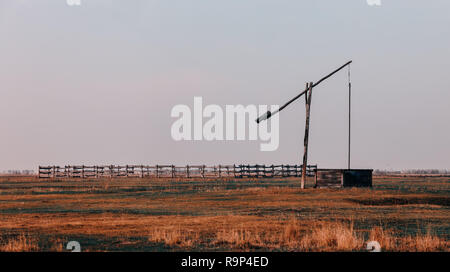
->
315, 169, 373, 188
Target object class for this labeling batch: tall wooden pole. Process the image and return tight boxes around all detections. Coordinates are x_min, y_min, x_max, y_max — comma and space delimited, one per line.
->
301, 82, 313, 189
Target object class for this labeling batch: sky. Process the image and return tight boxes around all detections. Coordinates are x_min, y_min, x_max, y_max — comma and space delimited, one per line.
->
0, 0, 449, 171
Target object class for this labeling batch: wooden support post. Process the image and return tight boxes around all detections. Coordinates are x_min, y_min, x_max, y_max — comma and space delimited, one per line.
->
301, 82, 313, 189
186, 165, 190, 178
314, 168, 318, 188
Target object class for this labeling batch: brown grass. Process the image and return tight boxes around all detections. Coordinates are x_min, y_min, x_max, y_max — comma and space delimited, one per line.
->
148, 227, 201, 248
0, 176, 448, 251
214, 220, 365, 251
298, 222, 363, 251
369, 226, 448, 252
143, 218, 448, 252
0, 234, 39, 252
213, 220, 448, 252
216, 228, 264, 249
406, 232, 448, 252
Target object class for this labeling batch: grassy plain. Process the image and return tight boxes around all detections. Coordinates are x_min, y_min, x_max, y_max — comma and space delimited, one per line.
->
0, 175, 448, 251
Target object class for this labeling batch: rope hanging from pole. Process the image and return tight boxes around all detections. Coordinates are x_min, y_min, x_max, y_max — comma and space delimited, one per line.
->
348, 64, 351, 170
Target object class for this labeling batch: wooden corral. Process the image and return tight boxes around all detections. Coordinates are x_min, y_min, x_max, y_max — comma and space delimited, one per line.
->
315, 169, 373, 188
38, 164, 318, 179
39, 165, 371, 189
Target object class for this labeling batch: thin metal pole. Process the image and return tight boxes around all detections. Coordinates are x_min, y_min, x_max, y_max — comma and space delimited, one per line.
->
348, 65, 351, 170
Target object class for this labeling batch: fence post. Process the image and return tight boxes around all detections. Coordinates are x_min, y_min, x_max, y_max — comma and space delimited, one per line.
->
314, 168, 318, 188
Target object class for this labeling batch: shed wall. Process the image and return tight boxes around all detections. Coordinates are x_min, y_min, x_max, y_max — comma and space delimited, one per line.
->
343, 170, 372, 187
316, 169, 373, 188
316, 169, 343, 188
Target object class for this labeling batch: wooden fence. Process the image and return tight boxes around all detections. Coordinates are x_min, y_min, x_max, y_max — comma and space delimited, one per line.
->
38, 164, 317, 179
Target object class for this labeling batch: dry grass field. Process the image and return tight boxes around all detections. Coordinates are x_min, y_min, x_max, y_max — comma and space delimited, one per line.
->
0, 175, 448, 252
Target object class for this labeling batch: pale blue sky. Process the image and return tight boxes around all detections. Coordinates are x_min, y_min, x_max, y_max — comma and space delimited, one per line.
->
1, 0, 449, 171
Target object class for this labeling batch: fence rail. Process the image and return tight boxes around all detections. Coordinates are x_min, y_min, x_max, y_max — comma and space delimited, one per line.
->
38, 164, 317, 179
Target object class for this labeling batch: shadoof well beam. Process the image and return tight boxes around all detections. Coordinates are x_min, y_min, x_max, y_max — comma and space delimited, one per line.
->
256, 60, 353, 189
